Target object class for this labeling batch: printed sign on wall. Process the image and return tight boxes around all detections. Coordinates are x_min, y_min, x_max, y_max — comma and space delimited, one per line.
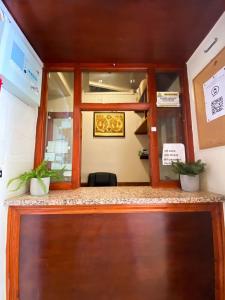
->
157, 92, 180, 107
203, 66, 225, 122
162, 143, 186, 165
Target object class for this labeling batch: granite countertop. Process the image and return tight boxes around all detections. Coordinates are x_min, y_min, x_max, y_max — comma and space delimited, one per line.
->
4, 186, 225, 206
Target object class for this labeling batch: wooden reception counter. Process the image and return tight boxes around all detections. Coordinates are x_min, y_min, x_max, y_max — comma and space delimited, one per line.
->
5, 187, 225, 300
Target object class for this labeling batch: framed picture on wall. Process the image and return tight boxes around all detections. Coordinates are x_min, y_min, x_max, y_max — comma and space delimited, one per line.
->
93, 112, 125, 137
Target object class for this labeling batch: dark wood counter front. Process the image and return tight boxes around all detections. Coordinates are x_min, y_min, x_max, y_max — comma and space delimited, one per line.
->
7, 203, 225, 300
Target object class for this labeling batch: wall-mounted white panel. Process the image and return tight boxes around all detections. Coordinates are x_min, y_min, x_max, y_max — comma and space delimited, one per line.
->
0, 2, 43, 107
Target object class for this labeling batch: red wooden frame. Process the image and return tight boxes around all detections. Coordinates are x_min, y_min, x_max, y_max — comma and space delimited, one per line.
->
34, 69, 48, 168
34, 63, 194, 189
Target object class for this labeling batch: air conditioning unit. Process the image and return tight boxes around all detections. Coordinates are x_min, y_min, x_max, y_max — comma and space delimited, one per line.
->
0, 3, 43, 107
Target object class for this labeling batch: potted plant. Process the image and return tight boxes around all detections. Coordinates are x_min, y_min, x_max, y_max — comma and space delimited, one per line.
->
7, 161, 65, 196
171, 160, 206, 192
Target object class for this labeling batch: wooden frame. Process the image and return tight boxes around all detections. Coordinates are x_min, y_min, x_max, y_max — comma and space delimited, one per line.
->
6, 203, 225, 300
34, 63, 194, 189
93, 112, 125, 137
193, 47, 225, 149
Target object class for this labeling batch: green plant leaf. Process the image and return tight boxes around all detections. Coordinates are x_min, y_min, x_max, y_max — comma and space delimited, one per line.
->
7, 160, 65, 192
171, 160, 206, 176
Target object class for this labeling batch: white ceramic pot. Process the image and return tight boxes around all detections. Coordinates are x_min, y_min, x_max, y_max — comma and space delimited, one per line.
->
180, 174, 199, 192
30, 177, 50, 196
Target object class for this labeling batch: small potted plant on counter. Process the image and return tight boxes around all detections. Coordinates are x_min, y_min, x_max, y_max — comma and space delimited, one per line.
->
7, 161, 65, 196
171, 159, 206, 192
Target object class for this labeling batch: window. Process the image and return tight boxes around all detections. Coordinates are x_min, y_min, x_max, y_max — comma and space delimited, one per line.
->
35, 66, 193, 189
156, 72, 184, 181
82, 72, 148, 103
44, 72, 74, 182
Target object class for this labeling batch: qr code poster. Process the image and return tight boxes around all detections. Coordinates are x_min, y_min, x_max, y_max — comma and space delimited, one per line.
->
203, 66, 225, 122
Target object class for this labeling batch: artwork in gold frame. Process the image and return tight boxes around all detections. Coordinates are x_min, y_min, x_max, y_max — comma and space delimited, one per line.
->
93, 112, 125, 137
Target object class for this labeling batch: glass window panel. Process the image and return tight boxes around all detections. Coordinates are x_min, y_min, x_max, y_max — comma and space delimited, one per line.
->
82, 72, 148, 103
44, 72, 74, 182
156, 72, 181, 92
156, 72, 184, 181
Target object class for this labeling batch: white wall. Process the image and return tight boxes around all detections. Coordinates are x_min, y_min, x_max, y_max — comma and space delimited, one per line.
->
81, 111, 150, 183
187, 12, 225, 194
0, 1, 41, 298
0, 88, 38, 300
48, 96, 73, 112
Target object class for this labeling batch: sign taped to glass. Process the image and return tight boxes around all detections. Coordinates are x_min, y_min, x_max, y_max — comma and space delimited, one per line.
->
157, 92, 180, 107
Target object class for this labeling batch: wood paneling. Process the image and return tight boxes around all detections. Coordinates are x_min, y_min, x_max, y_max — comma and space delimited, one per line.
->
6, 207, 20, 300
81, 182, 150, 187
6, 203, 225, 300
80, 102, 150, 111
3, 0, 224, 63
73, 69, 82, 188
148, 68, 159, 187
180, 67, 194, 161
34, 69, 48, 168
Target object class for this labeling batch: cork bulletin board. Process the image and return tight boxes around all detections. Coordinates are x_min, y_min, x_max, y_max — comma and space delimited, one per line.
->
193, 47, 225, 149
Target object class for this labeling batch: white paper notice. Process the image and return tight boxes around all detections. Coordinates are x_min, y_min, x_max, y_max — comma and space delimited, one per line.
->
55, 155, 63, 162
51, 162, 63, 170
64, 163, 72, 170
203, 66, 225, 122
44, 152, 55, 162
162, 143, 186, 166
157, 92, 180, 107
63, 171, 72, 177
47, 141, 56, 153
47, 140, 69, 154
61, 119, 72, 129
54, 141, 68, 154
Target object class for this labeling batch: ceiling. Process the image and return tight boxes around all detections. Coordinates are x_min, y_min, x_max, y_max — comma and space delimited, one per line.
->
3, 0, 224, 64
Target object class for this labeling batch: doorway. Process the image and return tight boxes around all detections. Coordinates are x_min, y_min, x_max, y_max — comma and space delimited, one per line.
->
81, 110, 150, 186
